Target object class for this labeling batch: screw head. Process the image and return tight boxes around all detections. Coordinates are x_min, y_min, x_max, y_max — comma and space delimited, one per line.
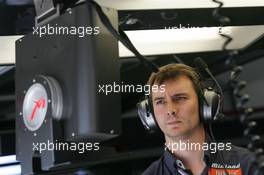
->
110, 130, 114, 134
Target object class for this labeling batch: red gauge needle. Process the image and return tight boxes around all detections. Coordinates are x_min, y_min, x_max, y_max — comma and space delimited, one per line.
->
30, 98, 46, 121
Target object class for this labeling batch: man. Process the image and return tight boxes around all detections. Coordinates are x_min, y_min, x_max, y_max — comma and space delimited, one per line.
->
142, 63, 263, 175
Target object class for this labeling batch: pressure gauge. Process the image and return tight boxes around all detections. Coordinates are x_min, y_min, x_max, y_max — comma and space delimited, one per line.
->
22, 75, 63, 131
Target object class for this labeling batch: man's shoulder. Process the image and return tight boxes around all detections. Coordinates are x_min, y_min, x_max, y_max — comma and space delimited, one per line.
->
226, 144, 254, 159
142, 158, 162, 175
219, 144, 255, 164
222, 144, 264, 174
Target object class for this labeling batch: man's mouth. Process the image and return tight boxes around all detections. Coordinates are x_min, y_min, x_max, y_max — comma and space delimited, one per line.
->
167, 120, 182, 125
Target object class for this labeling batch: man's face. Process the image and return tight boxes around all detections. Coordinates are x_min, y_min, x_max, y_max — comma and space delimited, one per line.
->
151, 75, 200, 140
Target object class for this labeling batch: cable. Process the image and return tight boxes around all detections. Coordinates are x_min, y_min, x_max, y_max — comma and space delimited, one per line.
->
211, 0, 231, 51
211, 0, 264, 174
208, 122, 229, 175
226, 57, 264, 175
194, 56, 229, 174
210, 1, 236, 174
172, 55, 184, 64
87, 1, 159, 73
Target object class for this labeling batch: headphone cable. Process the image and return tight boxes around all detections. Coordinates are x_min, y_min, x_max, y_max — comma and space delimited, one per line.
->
208, 122, 229, 175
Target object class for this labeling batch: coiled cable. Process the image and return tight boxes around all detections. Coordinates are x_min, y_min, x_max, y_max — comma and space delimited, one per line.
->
211, 0, 264, 174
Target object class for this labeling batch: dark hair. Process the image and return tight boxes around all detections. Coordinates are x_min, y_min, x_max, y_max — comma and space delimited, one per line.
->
147, 63, 203, 95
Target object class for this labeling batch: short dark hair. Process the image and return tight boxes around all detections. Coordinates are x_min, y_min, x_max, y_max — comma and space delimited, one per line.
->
147, 63, 203, 95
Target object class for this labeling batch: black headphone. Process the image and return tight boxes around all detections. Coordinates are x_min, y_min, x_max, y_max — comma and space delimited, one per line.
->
137, 65, 222, 132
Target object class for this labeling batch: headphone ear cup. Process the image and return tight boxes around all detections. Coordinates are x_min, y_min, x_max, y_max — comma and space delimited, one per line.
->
200, 89, 221, 121
137, 96, 158, 131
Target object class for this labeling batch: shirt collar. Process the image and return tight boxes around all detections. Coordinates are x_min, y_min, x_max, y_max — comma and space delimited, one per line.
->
163, 133, 215, 171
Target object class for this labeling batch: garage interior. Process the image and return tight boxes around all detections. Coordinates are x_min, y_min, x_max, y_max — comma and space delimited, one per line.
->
0, 0, 264, 174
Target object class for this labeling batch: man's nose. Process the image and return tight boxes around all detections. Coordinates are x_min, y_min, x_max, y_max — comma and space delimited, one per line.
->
166, 101, 178, 116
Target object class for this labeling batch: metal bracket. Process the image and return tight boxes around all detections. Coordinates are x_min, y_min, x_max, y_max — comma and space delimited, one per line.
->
33, 0, 60, 27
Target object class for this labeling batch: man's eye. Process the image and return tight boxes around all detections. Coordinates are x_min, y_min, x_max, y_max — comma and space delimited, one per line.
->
175, 96, 187, 101
156, 100, 166, 105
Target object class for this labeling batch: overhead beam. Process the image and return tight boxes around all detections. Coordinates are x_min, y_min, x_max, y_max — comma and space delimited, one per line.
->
95, 0, 264, 10
0, 25, 264, 64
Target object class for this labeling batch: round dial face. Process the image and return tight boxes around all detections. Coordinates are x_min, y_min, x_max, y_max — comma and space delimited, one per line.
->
22, 83, 48, 131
